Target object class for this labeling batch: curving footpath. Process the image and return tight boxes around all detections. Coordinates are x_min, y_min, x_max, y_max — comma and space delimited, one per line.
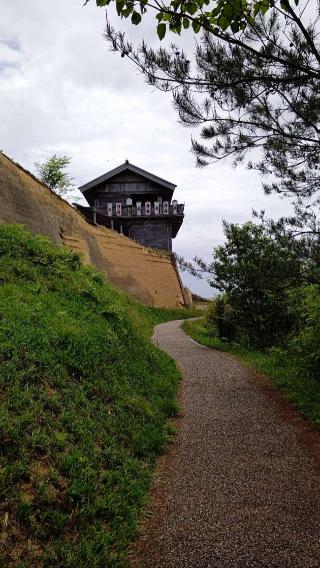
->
129, 320, 320, 568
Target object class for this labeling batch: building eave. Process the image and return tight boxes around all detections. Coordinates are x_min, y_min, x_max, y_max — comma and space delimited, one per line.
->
79, 162, 177, 194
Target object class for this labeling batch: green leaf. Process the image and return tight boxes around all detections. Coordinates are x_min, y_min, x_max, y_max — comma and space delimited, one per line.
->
210, 6, 221, 17
223, 4, 233, 17
217, 15, 228, 31
116, 0, 125, 15
260, 0, 270, 15
192, 19, 201, 33
280, 0, 289, 11
96, 0, 108, 5
230, 21, 239, 33
185, 2, 198, 15
253, 1, 262, 16
183, 17, 190, 28
157, 23, 166, 40
122, 5, 133, 17
131, 11, 142, 24
260, 4, 268, 13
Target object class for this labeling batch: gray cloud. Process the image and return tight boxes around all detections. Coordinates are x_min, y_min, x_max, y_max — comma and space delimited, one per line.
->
0, 0, 293, 297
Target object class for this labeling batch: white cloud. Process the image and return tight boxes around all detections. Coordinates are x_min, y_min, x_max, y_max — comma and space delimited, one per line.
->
0, 0, 293, 297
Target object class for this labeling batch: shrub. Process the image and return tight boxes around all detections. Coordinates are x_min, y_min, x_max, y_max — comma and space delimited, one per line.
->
287, 285, 320, 382
213, 222, 303, 348
205, 296, 236, 341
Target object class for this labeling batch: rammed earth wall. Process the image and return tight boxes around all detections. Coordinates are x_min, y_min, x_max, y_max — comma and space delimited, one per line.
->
0, 153, 185, 307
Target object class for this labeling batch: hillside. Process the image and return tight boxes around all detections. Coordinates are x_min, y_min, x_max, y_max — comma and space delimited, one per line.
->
0, 224, 195, 567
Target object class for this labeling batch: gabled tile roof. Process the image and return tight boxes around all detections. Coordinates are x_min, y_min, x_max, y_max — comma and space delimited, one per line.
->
79, 161, 176, 193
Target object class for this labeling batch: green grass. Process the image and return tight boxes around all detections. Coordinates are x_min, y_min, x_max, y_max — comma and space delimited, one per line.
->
183, 319, 320, 429
0, 224, 198, 567
126, 303, 201, 340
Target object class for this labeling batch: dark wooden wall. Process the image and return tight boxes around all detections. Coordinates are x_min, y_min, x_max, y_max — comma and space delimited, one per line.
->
130, 221, 172, 251
85, 171, 173, 207
105, 171, 160, 194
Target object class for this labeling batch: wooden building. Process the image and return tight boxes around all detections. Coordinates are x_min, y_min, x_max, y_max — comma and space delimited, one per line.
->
77, 160, 184, 251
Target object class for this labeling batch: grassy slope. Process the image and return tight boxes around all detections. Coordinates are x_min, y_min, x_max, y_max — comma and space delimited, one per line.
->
0, 224, 198, 567
183, 319, 320, 429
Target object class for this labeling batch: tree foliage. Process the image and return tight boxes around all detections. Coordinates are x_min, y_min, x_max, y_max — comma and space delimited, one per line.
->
34, 154, 75, 197
177, 219, 320, 347
288, 284, 320, 381
216, 222, 304, 346
104, 2, 320, 214
86, 0, 275, 37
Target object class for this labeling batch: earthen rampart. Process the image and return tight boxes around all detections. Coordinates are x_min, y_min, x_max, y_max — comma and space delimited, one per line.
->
0, 152, 185, 308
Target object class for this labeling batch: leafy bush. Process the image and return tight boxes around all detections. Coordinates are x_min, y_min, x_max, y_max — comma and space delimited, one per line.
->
287, 285, 320, 382
205, 296, 236, 341
213, 222, 303, 348
0, 224, 182, 567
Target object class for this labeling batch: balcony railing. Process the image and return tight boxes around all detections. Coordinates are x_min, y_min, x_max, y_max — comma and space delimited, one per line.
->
95, 202, 185, 218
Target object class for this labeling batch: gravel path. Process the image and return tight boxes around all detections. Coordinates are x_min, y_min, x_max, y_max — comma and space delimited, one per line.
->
129, 320, 320, 568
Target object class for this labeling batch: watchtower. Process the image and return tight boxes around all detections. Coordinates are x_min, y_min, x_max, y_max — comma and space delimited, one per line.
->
77, 160, 184, 251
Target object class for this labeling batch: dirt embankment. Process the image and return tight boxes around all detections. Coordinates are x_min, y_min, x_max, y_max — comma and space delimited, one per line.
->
0, 152, 185, 308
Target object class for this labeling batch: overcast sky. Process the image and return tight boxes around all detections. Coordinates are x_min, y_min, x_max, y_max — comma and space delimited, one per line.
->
0, 0, 293, 296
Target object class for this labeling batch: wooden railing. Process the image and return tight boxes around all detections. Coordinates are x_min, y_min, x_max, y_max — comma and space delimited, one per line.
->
95, 203, 185, 217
